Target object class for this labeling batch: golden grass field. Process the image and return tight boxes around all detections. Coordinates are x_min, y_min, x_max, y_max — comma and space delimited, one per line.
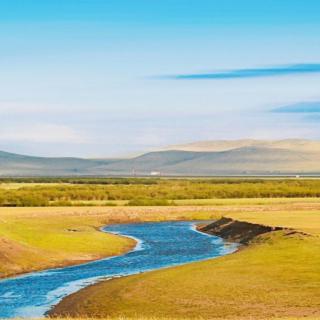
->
1, 199, 320, 319
57, 230, 319, 319
49, 203, 320, 320
2, 200, 320, 278
0, 182, 71, 189
71, 197, 320, 207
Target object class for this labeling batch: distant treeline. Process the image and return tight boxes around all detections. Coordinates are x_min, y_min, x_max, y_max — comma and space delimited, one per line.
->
0, 177, 159, 185
1, 178, 320, 206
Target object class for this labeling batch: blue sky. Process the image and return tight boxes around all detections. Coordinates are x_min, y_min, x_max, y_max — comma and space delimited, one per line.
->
1, 0, 320, 157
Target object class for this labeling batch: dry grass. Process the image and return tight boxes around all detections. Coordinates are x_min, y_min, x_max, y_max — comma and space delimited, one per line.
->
223, 210, 320, 235
2, 199, 320, 278
2, 200, 320, 319
0, 182, 71, 189
50, 209, 320, 320
68, 198, 320, 207
174, 197, 320, 206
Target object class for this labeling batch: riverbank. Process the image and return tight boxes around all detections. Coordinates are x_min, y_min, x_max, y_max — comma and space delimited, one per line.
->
0, 211, 135, 279
199, 217, 284, 244
0, 206, 220, 278
1, 221, 232, 318
1, 201, 320, 278
50, 213, 320, 319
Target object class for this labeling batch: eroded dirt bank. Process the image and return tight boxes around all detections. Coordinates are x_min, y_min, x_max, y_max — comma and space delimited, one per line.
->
199, 217, 284, 244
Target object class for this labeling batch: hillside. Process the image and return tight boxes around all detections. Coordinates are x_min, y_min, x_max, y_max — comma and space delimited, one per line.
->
161, 139, 320, 152
0, 151, 115, 176
1, 140, 320, 176
97, 147, 320, 176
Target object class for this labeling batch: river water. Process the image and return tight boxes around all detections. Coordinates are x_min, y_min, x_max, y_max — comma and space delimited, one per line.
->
0, 221, 238, 318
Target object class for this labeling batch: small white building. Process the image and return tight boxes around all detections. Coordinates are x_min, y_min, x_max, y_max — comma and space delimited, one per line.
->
150, 171, 161, 176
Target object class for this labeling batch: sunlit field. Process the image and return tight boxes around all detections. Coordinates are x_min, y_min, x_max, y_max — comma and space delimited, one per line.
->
50, 209, 320, 320
1, 178, 320, 319
0, 206, 219, 278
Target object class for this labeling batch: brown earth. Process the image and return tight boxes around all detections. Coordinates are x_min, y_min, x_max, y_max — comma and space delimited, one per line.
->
200, 217, 283, 244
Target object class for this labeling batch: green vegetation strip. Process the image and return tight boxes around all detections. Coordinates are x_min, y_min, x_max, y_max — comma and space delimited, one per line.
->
2, 178, 320, 206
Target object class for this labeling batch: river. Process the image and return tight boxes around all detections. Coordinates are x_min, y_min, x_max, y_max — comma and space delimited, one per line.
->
0, 221, 238, 318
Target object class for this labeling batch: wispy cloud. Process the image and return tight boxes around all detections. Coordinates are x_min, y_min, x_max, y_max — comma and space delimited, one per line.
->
272, 102, 320, 113
0, 124, 89, 144
165, 64, 320, 80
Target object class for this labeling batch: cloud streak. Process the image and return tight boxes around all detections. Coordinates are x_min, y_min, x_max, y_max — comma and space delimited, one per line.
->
165, 64, 320, 80
0, 124, 89, 144
272, 102, 320, 113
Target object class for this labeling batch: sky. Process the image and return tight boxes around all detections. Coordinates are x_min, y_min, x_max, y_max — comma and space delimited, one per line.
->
1, 0, 320, 157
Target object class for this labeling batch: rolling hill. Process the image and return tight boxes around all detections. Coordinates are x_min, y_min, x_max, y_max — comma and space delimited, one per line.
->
0, 150, 116, 176
1, 139, 320, 176
160, 139, 320, 153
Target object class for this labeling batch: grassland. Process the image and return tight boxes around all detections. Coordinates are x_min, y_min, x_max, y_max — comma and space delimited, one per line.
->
2, 192, 320, 278
2, 196, 320, 279
2, 178, 320, 319
51, 209, 320, 320
0, 206, 221, 278
0, 208, 133, 278
2, 178, 320, 206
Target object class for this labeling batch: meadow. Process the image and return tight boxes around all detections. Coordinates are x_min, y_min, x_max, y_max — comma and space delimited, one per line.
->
0, 206, 219, 278
2, 178, 320, 206
51, 209, 320, 319
3, 194, 320, 278
1, 178, 320, 319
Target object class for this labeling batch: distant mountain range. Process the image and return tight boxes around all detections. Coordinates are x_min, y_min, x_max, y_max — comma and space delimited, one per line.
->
1, 139, 320, 176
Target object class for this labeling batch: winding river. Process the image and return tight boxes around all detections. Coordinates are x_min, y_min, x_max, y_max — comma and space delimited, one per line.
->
0, 221, 238, 318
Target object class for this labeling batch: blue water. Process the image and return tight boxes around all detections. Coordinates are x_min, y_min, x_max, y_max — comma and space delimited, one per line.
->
0, 221, 238, 318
